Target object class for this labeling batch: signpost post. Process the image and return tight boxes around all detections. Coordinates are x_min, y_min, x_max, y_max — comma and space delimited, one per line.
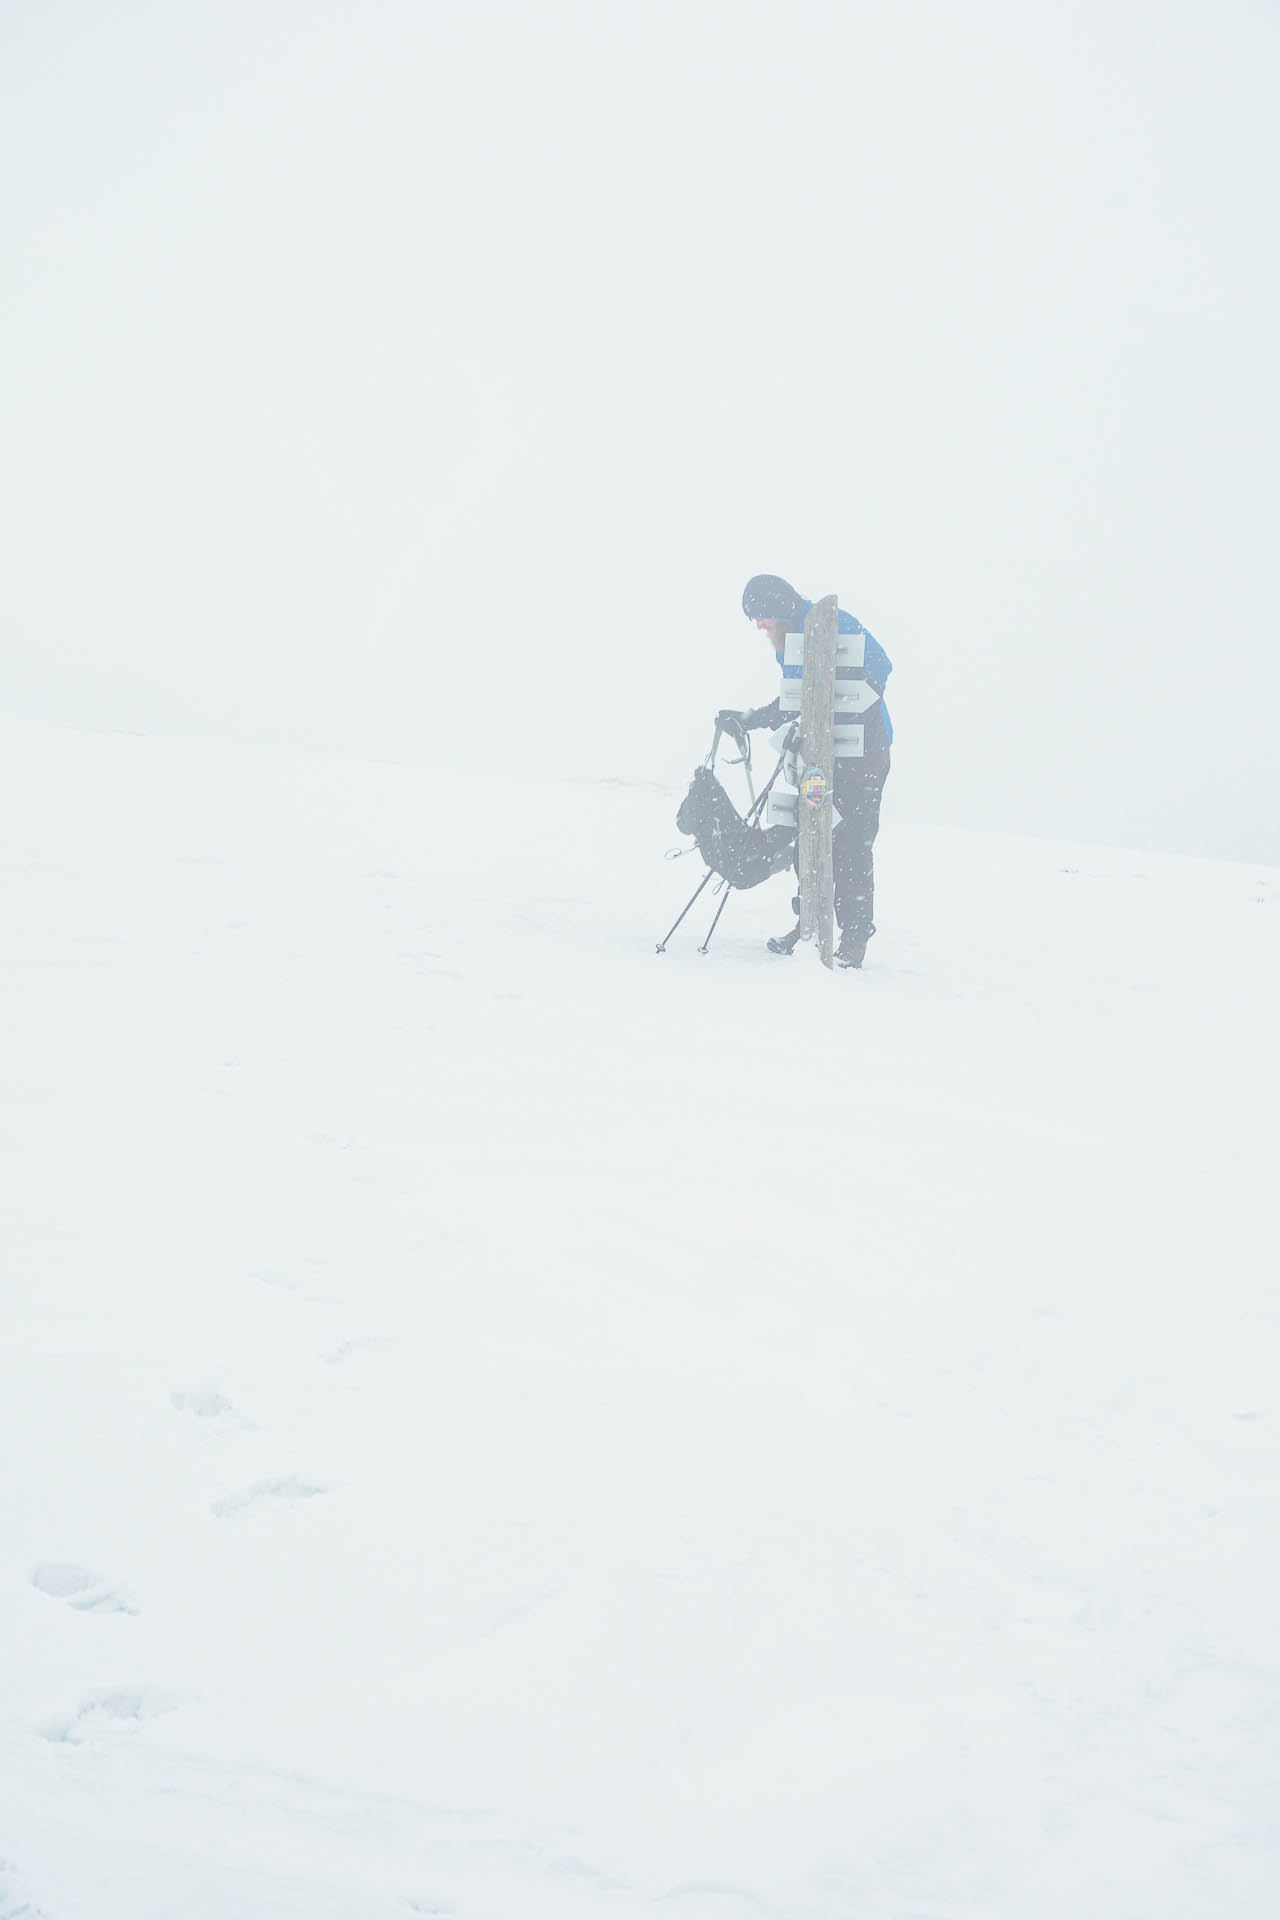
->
796, 594, 837, 969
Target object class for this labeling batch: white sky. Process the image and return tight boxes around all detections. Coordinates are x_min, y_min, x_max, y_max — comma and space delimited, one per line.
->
4, 0, 1278, 862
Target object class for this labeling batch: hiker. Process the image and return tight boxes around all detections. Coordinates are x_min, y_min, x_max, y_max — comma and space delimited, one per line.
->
717, 573, 893, 969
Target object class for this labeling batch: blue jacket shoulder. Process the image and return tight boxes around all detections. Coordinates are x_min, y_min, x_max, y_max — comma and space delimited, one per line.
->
800, 599, 893, 686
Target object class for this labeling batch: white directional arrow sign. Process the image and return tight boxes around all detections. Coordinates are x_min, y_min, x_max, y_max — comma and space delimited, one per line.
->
778, 628, 880, 754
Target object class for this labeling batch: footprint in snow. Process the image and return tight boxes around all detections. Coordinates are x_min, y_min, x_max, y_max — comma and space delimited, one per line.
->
657, 1885, 784, 1916
322, 1333, 395, 1366
31, 1563, 140, 1616
171, 1385, 254, 1431
249, 1265, 338, 1304
210, 1476, 329, 1518
35, 1683, 183, 1745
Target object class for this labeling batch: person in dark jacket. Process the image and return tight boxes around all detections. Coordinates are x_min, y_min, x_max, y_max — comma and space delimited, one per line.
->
719, 573, 893, 968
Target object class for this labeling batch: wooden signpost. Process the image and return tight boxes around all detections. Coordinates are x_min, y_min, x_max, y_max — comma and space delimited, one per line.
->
766, 595, 884, 968
796, 595, 837, 969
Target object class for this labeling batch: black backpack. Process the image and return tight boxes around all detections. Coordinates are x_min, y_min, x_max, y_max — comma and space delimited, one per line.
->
675, 767, 796, 890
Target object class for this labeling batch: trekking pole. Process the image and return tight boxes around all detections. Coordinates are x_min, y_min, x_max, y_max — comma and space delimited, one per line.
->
692, 729, 797, 955
691, 736, 795, 956
656, 724, 728, 954
697, 881, 733, 955
731, 729, 756, 808
743, 724, 796, 825
657, 724, 797, 956
656, 868, 717, 953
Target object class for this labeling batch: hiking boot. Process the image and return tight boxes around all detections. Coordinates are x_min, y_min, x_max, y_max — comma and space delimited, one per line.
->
767, 922, 802, 956
835, 931, 867, 969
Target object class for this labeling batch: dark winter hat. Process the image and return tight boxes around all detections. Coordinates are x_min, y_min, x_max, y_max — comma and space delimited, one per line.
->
741, 574, 807, 626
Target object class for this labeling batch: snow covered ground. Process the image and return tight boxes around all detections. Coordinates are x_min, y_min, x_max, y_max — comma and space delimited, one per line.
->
2, 710, 1278, 1920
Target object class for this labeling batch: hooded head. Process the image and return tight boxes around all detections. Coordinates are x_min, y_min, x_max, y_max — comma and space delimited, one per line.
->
741, 574, 807, 628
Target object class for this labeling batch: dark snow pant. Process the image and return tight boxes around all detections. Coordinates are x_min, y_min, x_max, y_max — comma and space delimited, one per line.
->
832, 752, 890, 941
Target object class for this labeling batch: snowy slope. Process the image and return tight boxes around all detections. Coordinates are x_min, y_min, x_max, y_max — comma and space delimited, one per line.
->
2, 712, 1278, 1920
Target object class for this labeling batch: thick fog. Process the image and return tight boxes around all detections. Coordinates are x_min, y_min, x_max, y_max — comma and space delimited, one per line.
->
4, 0, 1277, 862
